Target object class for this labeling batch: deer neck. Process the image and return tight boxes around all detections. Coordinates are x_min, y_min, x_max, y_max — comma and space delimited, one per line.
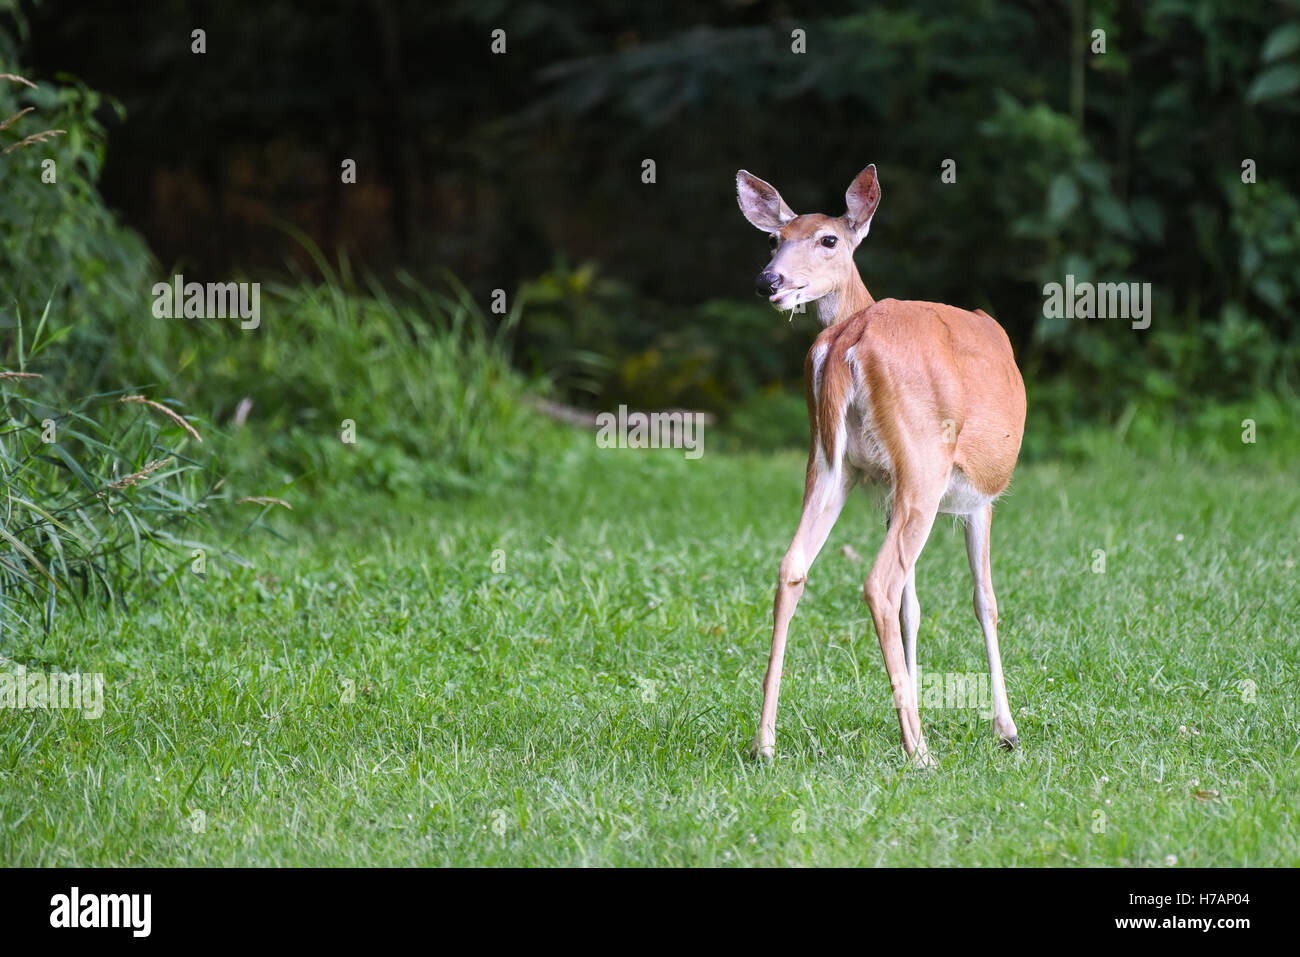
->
815, 268, 874, 326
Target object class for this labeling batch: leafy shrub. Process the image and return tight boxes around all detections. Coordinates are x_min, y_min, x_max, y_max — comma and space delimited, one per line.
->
515, 262, 807, 422
0, 68, 155, 396
720, 389, 809, 453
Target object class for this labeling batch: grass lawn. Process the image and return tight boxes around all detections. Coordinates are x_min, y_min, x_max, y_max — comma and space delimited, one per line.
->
2, 438, 1298, 866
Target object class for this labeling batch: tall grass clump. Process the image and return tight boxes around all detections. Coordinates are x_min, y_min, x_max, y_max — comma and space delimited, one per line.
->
107, 249, 571, 498
0, 306, 229, 636
248, 271, 557, 495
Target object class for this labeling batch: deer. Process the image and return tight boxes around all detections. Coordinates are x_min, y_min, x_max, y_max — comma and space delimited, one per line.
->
735, 164, 1026, 766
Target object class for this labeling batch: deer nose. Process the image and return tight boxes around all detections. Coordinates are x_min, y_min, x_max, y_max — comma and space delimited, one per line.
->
756, 270, 783, 296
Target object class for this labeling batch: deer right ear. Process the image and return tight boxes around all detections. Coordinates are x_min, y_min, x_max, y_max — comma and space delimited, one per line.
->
736, 170, 797, 232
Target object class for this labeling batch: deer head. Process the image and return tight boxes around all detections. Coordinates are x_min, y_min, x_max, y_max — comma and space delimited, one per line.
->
736, 164, 880, 324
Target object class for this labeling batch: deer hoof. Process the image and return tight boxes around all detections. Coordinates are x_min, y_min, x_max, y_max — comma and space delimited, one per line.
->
910, 744, 938, 770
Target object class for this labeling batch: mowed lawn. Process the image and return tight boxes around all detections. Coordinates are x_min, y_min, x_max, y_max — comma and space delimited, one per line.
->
3, 439, 1298, 866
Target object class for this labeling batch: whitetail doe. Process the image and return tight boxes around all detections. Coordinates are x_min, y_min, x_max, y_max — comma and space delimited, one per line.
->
736, 164, 1026, 765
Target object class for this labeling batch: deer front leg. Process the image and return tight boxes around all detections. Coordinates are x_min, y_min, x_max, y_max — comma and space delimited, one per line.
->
864, 478, 945, 766
753, 463, 855, 760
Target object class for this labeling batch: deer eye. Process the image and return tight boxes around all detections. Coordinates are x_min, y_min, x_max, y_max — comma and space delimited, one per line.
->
768, 235, 779, 249
820, 235, 838, 248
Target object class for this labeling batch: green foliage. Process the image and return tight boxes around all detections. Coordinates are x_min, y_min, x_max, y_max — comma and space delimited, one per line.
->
0, 68, 154, 391
1248, 20, 1300, 102
512, 262, 625, 399
1228, 179, 1300, 317
721, 389, 808, 454
515, 262, 808, 425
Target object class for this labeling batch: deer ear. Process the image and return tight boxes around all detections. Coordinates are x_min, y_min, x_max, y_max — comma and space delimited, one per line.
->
736, 170, 796, 232
844, 164, 882, 242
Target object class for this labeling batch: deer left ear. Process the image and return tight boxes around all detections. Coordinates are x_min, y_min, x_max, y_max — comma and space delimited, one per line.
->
844, 164, 882, 243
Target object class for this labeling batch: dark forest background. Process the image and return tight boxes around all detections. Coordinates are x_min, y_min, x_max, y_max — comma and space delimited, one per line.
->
4, 0, 1300, 458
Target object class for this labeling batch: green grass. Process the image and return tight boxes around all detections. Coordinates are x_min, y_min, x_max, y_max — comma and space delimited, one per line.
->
2, 436, 1298, 866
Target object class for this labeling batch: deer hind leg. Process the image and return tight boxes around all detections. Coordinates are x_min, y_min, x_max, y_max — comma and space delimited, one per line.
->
753, 459, 858, 760
963, 501, 1019, 747
900, 563, 920, 708
864, 472, 946, 766
886, 506, 922, 712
